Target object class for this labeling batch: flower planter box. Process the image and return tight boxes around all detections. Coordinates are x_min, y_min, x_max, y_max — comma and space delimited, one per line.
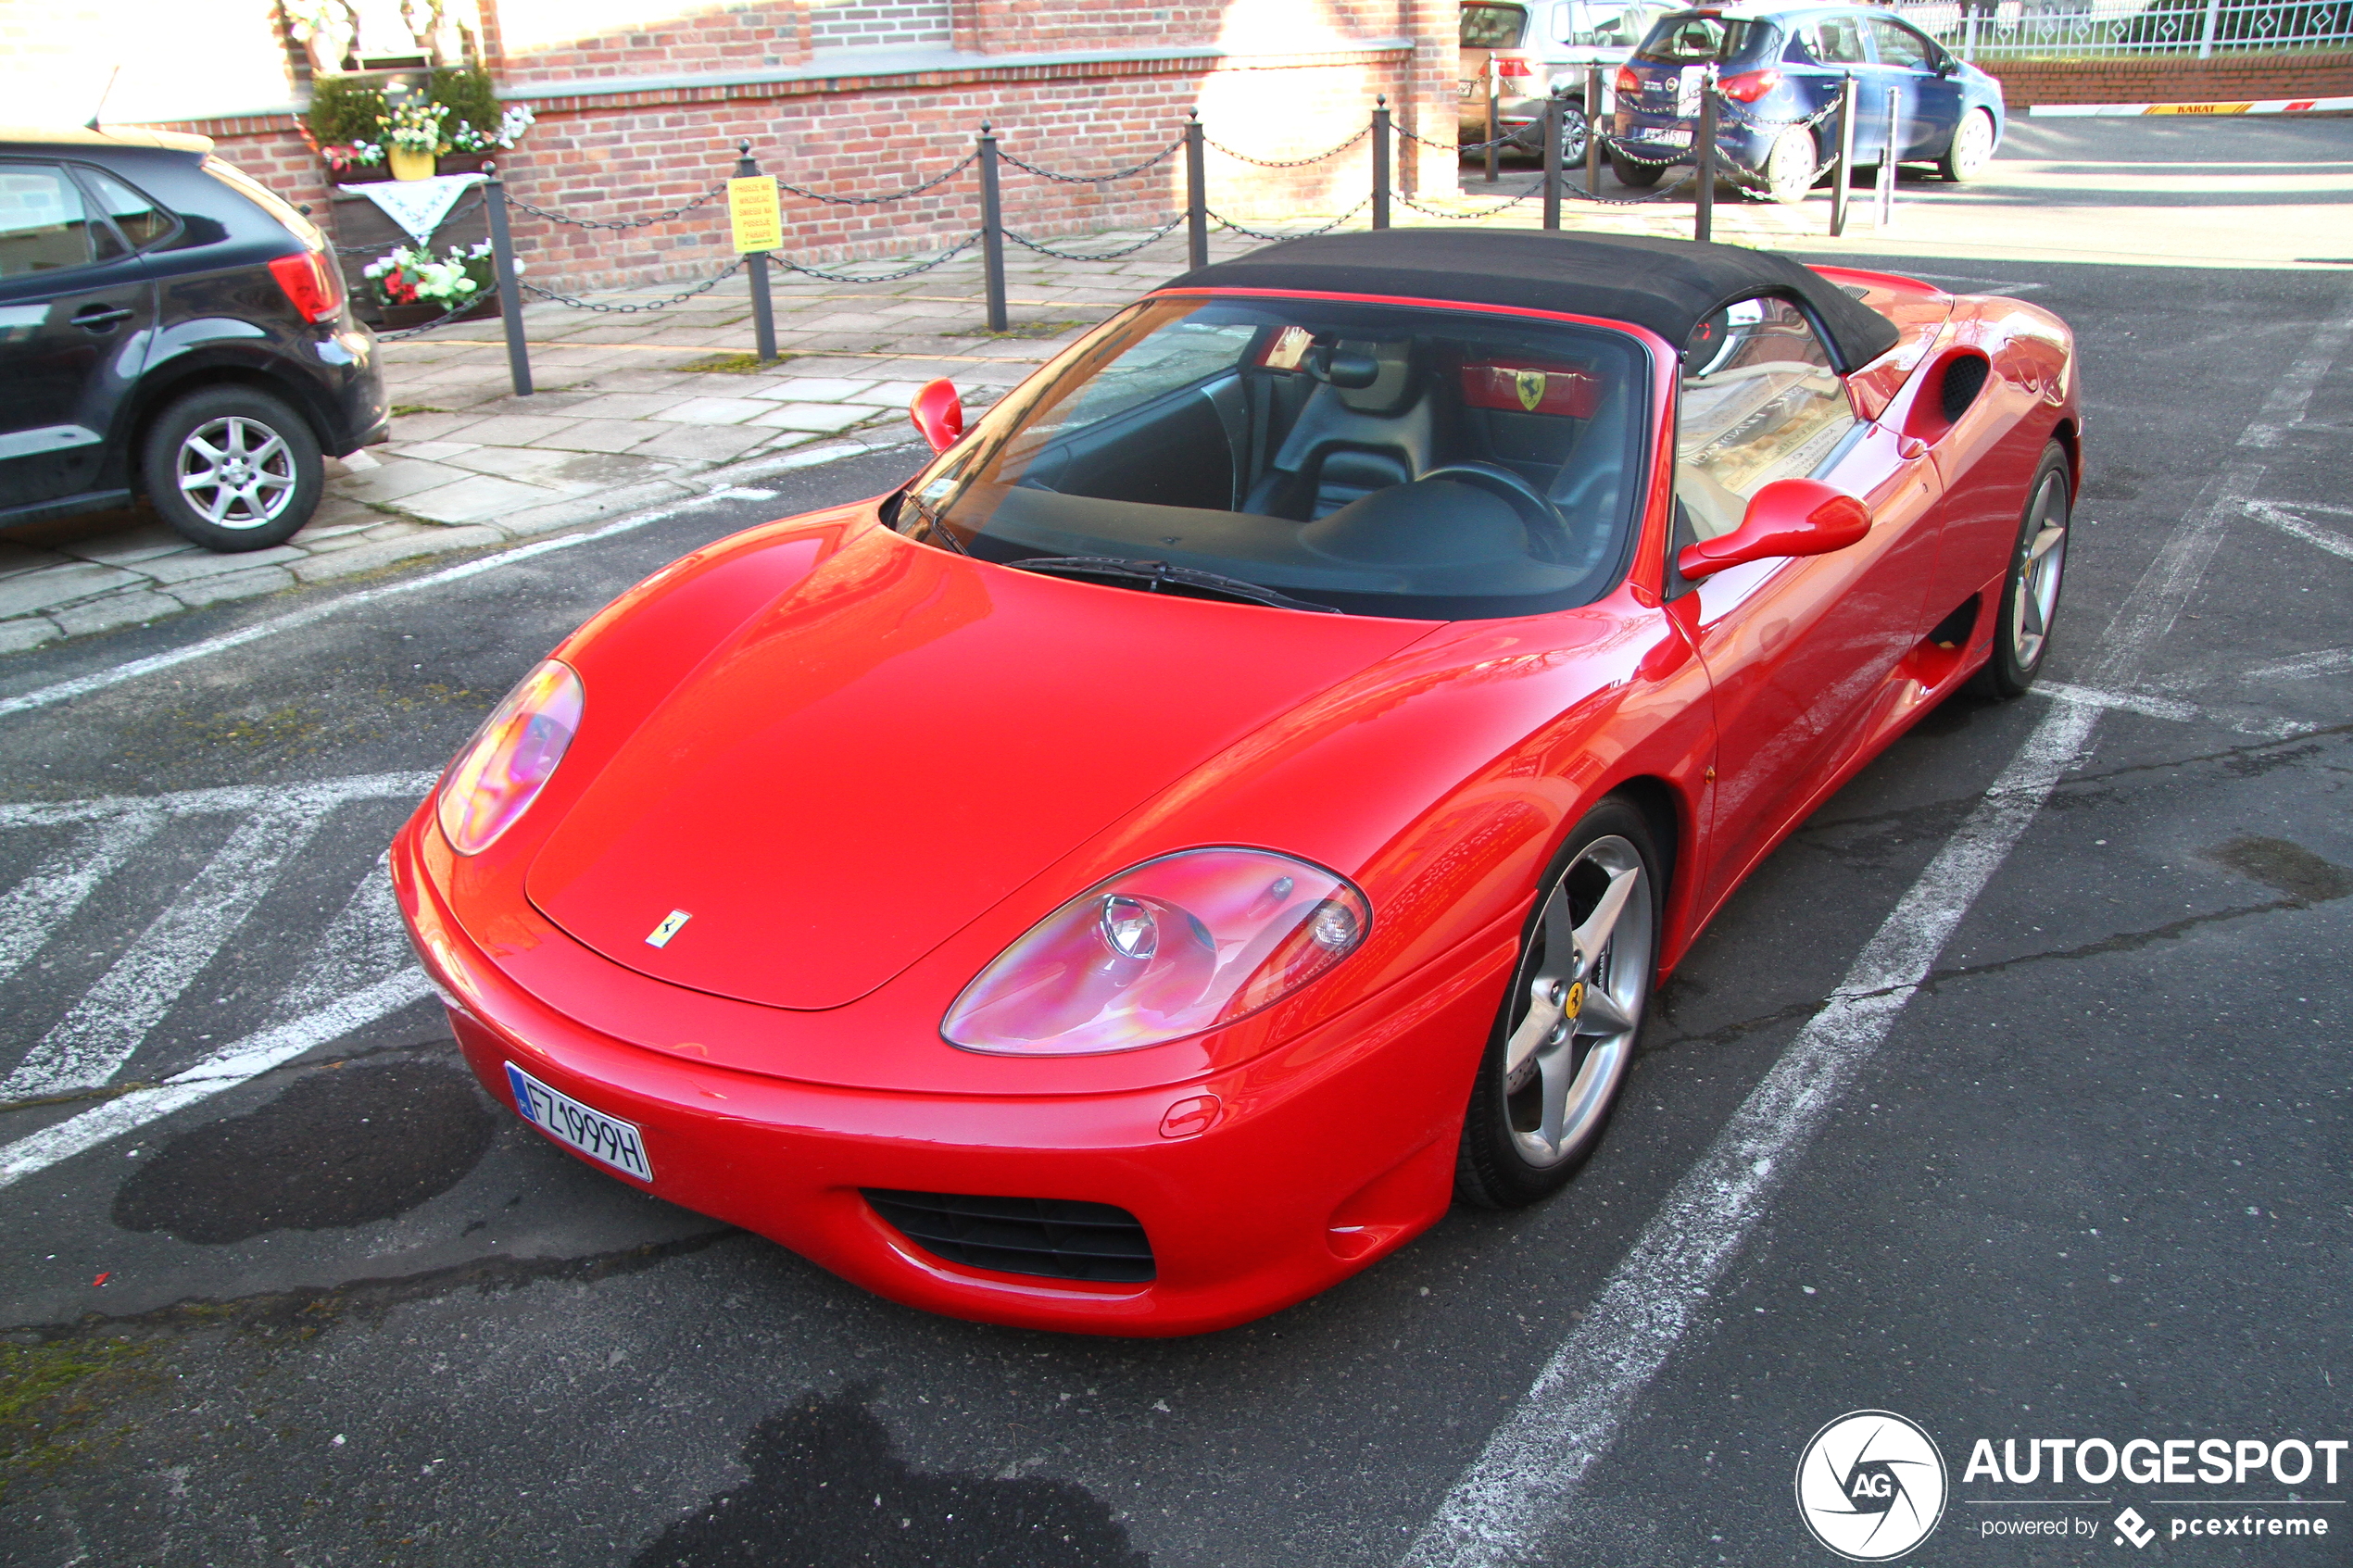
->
376, 293, 501, 330
327, 185, 492, 329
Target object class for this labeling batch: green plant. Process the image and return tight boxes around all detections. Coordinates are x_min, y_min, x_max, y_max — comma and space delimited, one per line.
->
430, 65, 500, 132
307, 74, 386, 146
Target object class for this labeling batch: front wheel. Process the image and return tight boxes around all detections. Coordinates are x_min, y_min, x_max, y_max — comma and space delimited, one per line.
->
141, 385, 324, 552
1456, 798, 1661, 1208
1939, 107, 1996, 182
1969, 442, 2072, 698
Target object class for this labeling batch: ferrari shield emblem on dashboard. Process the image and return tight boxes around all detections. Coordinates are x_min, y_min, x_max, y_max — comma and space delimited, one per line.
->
645, 909, 693, 947
1514, 368, 1547, 412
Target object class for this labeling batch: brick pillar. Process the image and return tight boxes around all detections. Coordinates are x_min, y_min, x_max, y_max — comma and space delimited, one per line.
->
1397, 0, 1460, 198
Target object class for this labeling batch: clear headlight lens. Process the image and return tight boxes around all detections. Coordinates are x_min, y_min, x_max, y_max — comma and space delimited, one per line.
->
436, 659, 584, 855
943, 848, 1371, 1056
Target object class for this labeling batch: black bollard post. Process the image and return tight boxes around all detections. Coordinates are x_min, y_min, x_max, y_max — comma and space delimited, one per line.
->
1485, 56, 1501, 184
1541, 93, 1563, 230
481, 160, 532, 397
1587, 62, 1604, 196
977, 121, 1008, 332
735, 140, 777, 363
1694, 74, 1717, 244
1371, 94, 1390, 231
1831, 73, 1856, 238
1185, 109, 1209, 270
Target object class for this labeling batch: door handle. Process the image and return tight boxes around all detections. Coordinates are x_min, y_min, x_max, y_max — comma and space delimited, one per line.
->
71, 305, 135, 332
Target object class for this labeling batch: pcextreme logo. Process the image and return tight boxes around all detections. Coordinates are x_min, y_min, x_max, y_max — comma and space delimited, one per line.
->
1795, 1410, 1950, 1561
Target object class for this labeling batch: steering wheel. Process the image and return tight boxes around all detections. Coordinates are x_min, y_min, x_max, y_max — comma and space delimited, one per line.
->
1418, 462, 1579, 562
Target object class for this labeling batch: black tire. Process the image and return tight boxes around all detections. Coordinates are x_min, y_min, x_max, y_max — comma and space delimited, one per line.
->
1969, 442, 2072, 699
1607, 147, 1665, 188
1456, 797, 1662, 1209
141, 384, 324, 552
1937, 107, 1997, 183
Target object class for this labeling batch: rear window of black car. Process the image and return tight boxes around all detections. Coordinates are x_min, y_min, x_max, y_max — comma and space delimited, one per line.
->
1636, 12, 1776, 62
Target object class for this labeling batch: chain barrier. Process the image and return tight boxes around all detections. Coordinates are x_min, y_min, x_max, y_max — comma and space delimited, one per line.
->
999, 137, 1185, 185
1203, 127, 1367, 168
522, 259, 745, 313
373, 285, 500, 340
770, 232, 986, 282
1713, 96, 1841, 134
1204, 195, 1373, 244
1392, 182, 1545, 220
505, 182, 729, 232
1395, 123, 1527, 156
776, 153, 977, 207
1001, 215, 1188, 261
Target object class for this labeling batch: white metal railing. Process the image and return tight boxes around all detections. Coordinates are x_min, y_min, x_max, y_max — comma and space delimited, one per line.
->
1886, 0, 2353, 60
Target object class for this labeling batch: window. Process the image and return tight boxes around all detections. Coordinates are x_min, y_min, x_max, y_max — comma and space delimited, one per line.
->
1869, 17, 1936, 69
900, 296, 1651, 620
78, 168, 176, 250
1793, 16, 1869, 65
0, 162, 118, 279
201, 157, 325, 250
1462, 3, 1530, 47
1675, 296, 1857, 546
1637, 12, 1773, 63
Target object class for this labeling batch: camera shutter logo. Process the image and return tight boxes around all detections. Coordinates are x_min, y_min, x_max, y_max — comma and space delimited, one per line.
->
1794, 1410, 1948, 1561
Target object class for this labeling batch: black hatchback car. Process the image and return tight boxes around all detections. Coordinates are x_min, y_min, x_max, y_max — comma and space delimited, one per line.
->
1, 126, 386, 551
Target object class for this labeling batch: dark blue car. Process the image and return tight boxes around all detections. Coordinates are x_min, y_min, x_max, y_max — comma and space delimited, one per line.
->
1608, 5, 2005, 202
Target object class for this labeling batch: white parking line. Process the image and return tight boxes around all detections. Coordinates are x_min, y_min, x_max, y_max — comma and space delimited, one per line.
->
0, 810, 164, 988
1407, 291, 2353, 1563
2246, 646, 2353, 682
2246, 498, 2353, 562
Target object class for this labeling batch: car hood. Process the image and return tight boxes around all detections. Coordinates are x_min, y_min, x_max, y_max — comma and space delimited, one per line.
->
525, 522, 1433, 1010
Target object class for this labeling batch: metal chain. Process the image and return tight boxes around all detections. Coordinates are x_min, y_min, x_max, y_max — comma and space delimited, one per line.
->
503, 182, 729, 232
521, 259, 744, 312
1597, 131, 1692, 169
372, 284, 500, 340
998, 137, 1185, 185
776, 153, 976, 207
768, 232, 984, 282
1000, 215, 1188, 260
1392, 182, 1546, 220
1203, 126, 1367, 169
1204, 196, 1372, 243
1395, 123, 1525, 155
1713, 95, 1842, 133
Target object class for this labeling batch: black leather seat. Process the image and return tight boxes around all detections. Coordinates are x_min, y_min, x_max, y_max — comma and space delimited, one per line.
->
1245, 339, 1433, 521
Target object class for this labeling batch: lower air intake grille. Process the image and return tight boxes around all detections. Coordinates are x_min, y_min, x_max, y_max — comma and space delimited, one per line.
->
863, 1189, 1155, 1284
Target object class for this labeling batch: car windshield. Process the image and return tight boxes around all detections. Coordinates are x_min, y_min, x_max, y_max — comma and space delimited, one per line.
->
1582, 4, 1667, 46
1636, 12, 1773, 62
895, 296, 1652, 621
1462, 3, 1531, 46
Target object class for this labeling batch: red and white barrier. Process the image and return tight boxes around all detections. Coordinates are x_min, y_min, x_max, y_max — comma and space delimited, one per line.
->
2032, 96, 2353, 117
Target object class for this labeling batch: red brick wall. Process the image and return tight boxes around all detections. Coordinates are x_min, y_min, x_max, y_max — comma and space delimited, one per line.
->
1985, 49, 2353, 106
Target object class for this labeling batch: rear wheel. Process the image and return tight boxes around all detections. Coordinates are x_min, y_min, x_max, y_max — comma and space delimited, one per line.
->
141, 385, 323, 552
1761, 126, 1818, 204
1938, 107, 1996, 182
1969, 442, 2072, 698
1608, 147, 1666, 188
1456, 798, 1660, 1208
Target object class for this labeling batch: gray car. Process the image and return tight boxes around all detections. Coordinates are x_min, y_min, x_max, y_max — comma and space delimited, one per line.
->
1459, 0, 1679, 164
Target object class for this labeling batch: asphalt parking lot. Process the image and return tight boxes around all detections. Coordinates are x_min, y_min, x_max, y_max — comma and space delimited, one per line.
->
3, 118, 2350, 1566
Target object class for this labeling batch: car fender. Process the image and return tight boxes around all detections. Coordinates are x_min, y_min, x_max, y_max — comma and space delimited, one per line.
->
121, 326, 347, 463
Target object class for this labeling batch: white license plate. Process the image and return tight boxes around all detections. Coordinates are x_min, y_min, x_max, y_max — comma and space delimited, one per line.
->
505, 1062, 653, 1182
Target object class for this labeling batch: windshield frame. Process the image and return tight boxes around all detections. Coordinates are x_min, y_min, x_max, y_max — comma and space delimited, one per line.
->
892, 289, 1671, 622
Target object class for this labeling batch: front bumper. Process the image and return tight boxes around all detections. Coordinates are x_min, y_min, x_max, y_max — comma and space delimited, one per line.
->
392, 808, 1514, 1336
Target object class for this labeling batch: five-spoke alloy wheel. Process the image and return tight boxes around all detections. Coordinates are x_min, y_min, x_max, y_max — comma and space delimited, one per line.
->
1457, 797, 1660, 1206
1973, 441, 2072, 698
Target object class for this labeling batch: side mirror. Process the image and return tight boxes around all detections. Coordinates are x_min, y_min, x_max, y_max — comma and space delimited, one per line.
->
909, 377, 963, 453
1675, 478, 1870, 581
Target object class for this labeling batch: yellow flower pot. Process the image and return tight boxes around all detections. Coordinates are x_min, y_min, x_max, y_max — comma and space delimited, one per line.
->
388, 147, 436, 182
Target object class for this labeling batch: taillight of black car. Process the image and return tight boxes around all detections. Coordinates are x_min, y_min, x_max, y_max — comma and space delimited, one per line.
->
266, 248, 345, 323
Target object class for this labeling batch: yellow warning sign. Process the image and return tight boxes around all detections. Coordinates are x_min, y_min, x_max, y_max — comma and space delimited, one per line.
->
728, 176, 782, 253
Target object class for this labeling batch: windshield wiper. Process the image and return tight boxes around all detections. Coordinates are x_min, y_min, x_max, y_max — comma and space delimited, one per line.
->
1006, 556, 1338, 614
900, 490, 968, 555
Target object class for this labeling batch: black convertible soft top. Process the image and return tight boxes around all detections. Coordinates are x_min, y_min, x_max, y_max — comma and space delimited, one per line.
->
1160, 229, 1902, 373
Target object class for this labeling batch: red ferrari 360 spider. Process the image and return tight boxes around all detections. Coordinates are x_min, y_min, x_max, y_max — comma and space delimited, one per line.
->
393, 230, 2077, 1336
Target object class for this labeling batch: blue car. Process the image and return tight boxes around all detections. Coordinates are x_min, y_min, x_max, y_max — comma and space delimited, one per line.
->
1608, 5, 2005, 203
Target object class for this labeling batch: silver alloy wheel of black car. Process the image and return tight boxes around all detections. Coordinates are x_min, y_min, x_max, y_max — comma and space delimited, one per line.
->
142, 384, 325, 552
1939, 107, 1996, 182
1763, 126, 1818, 205
178, 415, 299, 530
1559, 101, 1592, 166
